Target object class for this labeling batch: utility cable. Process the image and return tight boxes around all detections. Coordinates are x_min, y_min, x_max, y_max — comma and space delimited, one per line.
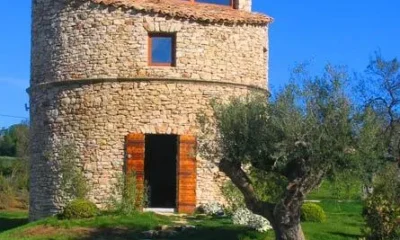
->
0, 114, 28, 119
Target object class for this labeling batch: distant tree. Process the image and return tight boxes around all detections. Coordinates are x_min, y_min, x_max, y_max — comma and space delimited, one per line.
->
353, 53, 400, 194
199, 65, 384, 240
0, 123, 29, 157
352, 108, 387, 195
357, 53, 400, 161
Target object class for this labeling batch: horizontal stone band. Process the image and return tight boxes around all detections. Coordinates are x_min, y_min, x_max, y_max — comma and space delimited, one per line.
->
28, 77, 269, 94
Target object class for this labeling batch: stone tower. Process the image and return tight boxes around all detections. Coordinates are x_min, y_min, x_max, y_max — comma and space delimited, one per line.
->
30, 0, 272, 220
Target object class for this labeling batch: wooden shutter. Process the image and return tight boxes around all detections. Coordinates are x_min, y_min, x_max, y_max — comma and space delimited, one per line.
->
177, 135, 197, 214
125, 133, 145, 209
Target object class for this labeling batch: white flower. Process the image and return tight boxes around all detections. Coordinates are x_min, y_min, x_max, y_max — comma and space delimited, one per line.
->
200, 202, 224, 216
232, 208, 272, 232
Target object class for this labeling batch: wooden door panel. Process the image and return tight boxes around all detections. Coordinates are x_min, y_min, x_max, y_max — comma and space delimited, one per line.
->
125, 133, 145, 210
177, 135, 197, 214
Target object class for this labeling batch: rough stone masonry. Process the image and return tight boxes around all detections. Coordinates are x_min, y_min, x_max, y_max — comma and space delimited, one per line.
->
29, 0, 272, 220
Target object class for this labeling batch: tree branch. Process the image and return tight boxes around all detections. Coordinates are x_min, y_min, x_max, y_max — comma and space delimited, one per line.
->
219, 158, 276, 223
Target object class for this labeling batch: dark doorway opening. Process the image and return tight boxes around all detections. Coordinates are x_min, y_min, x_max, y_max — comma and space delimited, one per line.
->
145, 135, 177, 208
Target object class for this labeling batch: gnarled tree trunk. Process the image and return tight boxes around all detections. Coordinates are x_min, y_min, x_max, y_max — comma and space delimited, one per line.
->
272, 200, 305, 240
274, 223, 305, 240
219, 158, 324, 240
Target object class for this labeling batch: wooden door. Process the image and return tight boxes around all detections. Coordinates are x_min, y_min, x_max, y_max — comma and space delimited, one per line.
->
125, 133, 145, 209
177, 135, 197, 214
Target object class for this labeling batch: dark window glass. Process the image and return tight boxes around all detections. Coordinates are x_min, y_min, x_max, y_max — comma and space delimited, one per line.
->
196, 0, 231, 6
149, 34, 175, 66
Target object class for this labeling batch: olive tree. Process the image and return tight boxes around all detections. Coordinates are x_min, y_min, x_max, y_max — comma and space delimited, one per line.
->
352, 53, 400, 194
357, 53, 400, 159
198, 65, 381, 240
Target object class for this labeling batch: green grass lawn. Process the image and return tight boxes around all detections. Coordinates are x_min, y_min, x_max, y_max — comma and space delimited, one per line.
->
307, 180, 362, 201
0, 210, 29, 232
0, 200, 363, 240
302, 201, 363, 240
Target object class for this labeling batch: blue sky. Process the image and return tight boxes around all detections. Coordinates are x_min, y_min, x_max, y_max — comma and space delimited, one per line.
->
0, 0, 399, 128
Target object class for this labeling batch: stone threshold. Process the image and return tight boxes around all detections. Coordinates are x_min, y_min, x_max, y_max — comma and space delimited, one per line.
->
144, 208, 176, 213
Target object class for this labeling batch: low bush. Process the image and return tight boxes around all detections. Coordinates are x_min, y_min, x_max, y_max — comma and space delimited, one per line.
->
61, 199, 99, 219
301, 202, 326, 223
362, 164, 400, 240
107, 171, 148, 215
56, 142, 90, 202
232, 208, 272, 232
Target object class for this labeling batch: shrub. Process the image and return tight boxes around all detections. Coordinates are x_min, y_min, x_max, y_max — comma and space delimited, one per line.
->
362, 164, 400, 240
232, 208, 272, 232
362, 195, 400, 240
301, 202, 326, 223
107, 171, 148, 215
56, 142, 90, 202
61, 199, 99, 219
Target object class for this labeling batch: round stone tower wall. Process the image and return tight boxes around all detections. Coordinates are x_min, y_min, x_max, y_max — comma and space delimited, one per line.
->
30, 0, 270, 220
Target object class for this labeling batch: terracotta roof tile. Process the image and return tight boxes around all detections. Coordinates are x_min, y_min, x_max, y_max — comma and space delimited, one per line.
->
91, 0, 272, 25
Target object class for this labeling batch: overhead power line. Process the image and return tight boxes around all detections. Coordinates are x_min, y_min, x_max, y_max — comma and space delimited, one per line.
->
0, 114, 28, 119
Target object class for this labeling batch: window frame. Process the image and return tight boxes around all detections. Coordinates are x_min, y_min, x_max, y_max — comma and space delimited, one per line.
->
148, 33, 177, 67
186, 0, 236, 8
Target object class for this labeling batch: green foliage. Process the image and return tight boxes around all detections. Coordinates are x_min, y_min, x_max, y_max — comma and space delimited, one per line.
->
301, 203, 327, 223
357, 53, 400, 161
0, 124, 29, 157
61, 198, 99, 219
308, 179, 362, 201
222, 171, 286, 213
0, 157, 16, 176
56, 142, 89, 202
108, 171, 148, 215
0, 174, 15, 210
250, 169, 287, 203
221, 180, 245, 213
0, 124, 29, 210
349, 108, 387, 190
199, 64, 357, 190
362, 195, 400, 240
0, 158, 29, 210
330, 172, 362, 201
362, 164, 400, 240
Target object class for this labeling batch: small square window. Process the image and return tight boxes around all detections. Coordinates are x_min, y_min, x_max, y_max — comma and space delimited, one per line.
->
148, 33, 176, 66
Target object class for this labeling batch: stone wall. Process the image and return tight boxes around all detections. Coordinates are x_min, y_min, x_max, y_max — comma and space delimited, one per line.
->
30, 0, 269, 220
29, 80, 264, 220
31, 1, 268, 88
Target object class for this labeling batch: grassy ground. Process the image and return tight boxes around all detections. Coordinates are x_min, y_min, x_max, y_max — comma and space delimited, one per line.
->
0, 210, 29, 232
307, 180, 362, 201
302, 201, 363, 240
0, 200, 363, 240
0, 179, 364, 239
